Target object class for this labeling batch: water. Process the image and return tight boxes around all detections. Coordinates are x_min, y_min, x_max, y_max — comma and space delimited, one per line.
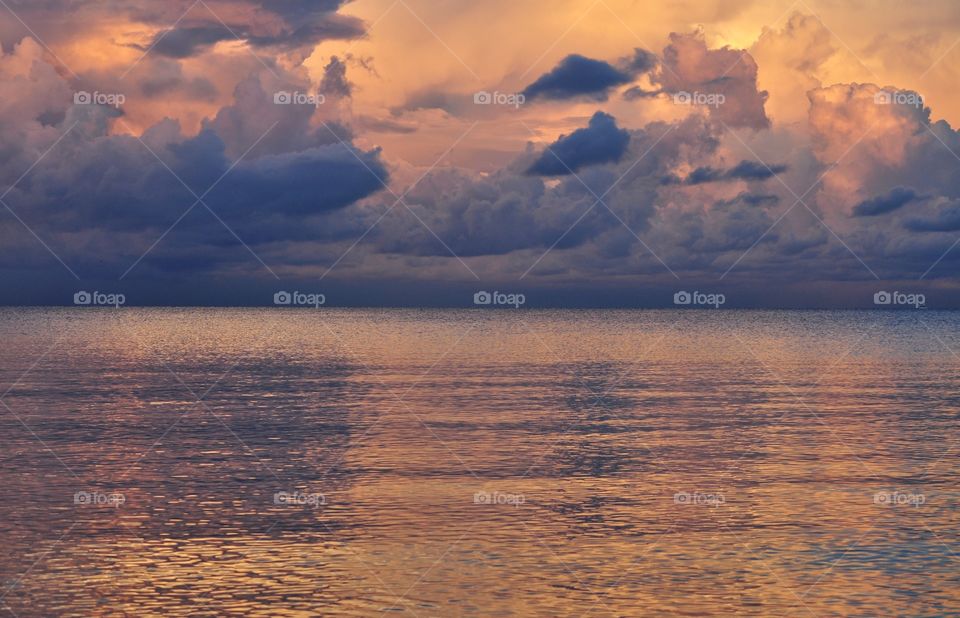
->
0, 308, 958, 616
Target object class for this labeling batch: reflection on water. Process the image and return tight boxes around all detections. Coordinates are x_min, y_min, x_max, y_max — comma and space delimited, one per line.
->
0, 309, 958, 616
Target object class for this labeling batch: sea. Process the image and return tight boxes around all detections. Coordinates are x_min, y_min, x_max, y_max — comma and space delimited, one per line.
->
0, 308, 957, 616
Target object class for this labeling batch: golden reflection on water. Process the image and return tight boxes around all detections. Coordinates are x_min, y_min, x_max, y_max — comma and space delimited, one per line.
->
0, 309, 958, 616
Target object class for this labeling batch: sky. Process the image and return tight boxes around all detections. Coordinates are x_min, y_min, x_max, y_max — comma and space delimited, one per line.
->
0, 0, 959, 307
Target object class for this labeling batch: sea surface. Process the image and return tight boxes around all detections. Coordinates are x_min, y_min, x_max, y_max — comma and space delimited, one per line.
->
0, 308, 958, 617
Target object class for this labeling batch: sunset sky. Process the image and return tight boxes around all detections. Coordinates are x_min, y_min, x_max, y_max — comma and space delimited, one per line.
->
1, 0, 959, 306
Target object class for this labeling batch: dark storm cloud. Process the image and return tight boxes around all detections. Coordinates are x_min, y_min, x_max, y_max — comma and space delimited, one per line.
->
717, 193, 780, 207
852, 186, 926, 217
527, 112, 631, 176
394, 48, 658, 115
0, 40, 387, 280
904, 202, 960, 231
244, 14, 366, 49
146, 26, 235, 59
725, 160, 786, 182
661, 160, 788, 185
522, 55, 635, 102
20, 0, 365, 59
320, 56, 352, 98
217, 143, 388, 215
8, 117, 387, 236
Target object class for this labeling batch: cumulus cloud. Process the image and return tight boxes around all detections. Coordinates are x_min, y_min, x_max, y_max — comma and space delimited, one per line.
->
0, 35, 387, 279
348, 116, 710, 263
656, 31, 770, 129
527, 112, 631, 175
357, 70, 960, 289
4, 3, 960, 304
806, 82, 957, 220
750, 13, 838, 123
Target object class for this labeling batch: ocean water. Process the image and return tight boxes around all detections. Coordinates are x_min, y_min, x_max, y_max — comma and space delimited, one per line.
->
0, 308, 958, 617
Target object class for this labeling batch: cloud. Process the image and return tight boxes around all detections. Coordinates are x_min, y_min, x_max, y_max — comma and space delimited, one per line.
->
661, 160, 788, 185
749, 13, 837, 123
623, 86, 661, 100
6, 4, 960, 304
522, 54, 637, 102
905, 202, 960, 231
145, 26, 235, 59
135, 0, 365, 58
806, 82, 960, 222
622, 48, 658, 74
656, 31, 770, 129
719, 193, 780, 207
320, 56, 352, 99
218, 142, 388, 216
390, 88, 461, 116
0, 36, 387, 279
527, 112, 631, 176
357, 116, 716, 262
852, 186, 926, 216
202, 74, 350, 159
355, 115, 417, 134
138, 60, 219, 100
362, 115, 735, 267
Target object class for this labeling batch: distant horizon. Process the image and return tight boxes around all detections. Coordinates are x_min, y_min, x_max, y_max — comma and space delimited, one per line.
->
1, 278, 953, 309
6, 305, 960, 311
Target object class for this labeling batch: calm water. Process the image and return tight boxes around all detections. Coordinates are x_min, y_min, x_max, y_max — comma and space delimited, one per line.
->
0, 309, 958, 617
